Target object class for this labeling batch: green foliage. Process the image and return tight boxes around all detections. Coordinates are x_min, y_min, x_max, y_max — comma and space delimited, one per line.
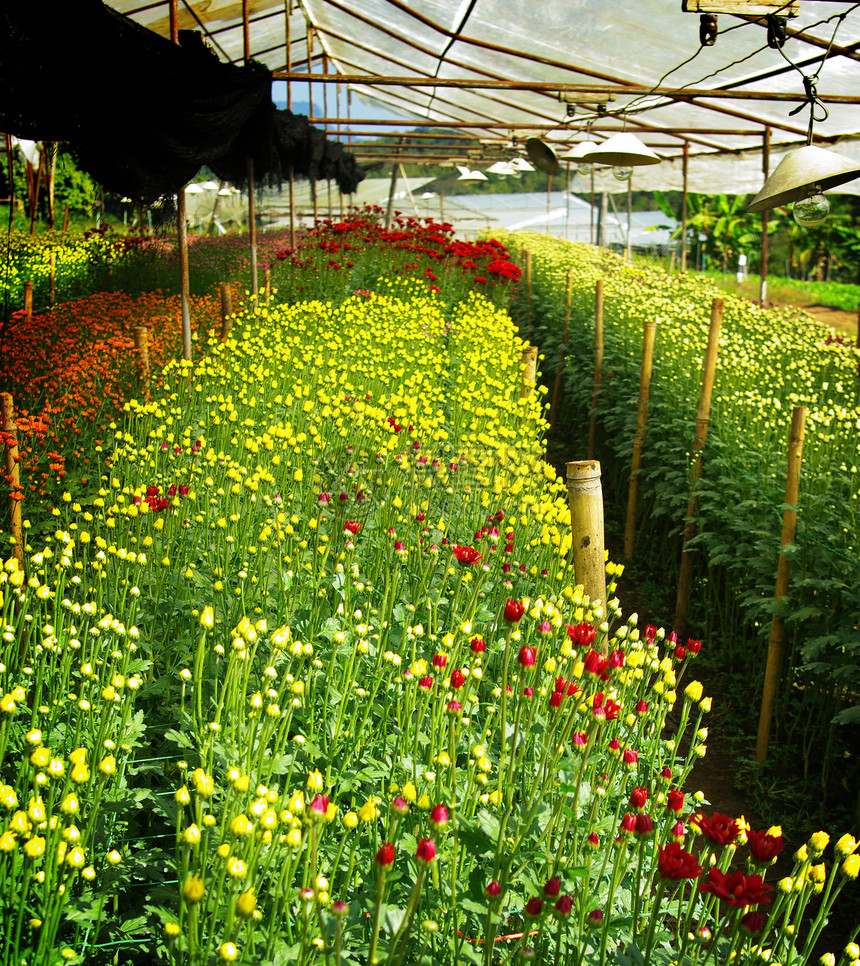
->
501, 231, 860, 818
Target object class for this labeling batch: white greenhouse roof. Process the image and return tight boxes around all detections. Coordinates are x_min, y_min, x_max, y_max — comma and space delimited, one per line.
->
110, 0, 860, 191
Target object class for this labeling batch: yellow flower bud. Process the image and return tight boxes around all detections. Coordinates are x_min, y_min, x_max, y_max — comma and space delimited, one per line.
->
182, 874, 205, 904
684, 681, 703, 703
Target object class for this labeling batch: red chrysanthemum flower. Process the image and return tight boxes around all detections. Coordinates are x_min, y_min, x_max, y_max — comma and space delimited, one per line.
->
698, 868, 773, 907
747, 827, 784, 864
691, 812, 741, 847
452, 544, 483, 565
657, 841, 703, 881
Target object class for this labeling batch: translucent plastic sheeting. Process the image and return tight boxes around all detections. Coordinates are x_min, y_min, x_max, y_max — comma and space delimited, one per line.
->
113, 0, 860, 190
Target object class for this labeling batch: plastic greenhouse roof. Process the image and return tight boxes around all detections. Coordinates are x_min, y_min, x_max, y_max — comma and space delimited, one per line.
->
110, 0, 860, 194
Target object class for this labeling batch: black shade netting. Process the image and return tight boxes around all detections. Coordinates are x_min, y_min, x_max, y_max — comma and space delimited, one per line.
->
0, 0, 364, 205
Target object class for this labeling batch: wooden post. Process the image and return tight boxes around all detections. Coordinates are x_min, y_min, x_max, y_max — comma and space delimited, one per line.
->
49, 251, 56, 305
680, 143, 689, 273
549, 267, 574, 433
675, 297, 724, 635
1, 393, 23, 564
566, 460, 607, 632
524, 249, 532, 336
756, 406, 807, 762
220, 282, 233, 341
177, 191, 192, 362
384, 161, 399, 229
520, 345, 538, 398
133, 326, 151, 399
248, 161, 259, 297
588, 279, 604, 461
760, 128, 771, 306
624, 319, 658, 561
62, 204, 69, 234
24, 281, 33, 322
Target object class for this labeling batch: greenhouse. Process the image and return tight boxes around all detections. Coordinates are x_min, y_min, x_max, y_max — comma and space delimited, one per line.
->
0, 1, 859, 964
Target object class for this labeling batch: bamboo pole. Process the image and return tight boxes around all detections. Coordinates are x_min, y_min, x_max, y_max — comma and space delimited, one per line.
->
756, 405, 807, 763
133, 326, 151, 400
674, 297, 724, 635
524, 249, 532, 336
1, 393, 23, 564
24, 281, 33, 322
623, 319, 658, 561
520, 345, 538, 398
588, 279, 604, 461
177, 192, 192, 363
549, 267, 574, 433
760, 128, 771, 306
265, 265, 272, 301
49, 252, 56, 305
62, 204, 69, 234
680, 143, 689, 273
566, 460, 607, 633
220, 283, 233, 341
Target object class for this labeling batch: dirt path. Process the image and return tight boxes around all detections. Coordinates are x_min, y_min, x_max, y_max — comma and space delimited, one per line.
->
778, 301, 859, 338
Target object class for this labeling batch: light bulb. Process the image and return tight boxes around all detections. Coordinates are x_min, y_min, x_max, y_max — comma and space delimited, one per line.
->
613, 165, 634, 181
793, 192, 829, 228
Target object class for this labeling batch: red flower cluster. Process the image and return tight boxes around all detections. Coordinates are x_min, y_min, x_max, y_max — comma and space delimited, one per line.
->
657, 842, 703, 881
698, 868, 773, 907
691, 812, 741, 847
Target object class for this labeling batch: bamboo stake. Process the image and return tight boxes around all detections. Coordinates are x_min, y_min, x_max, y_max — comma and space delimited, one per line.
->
624, 319, 658, 561
1, 393, 23, 564
674, 297, 724, 636
588, 279, 604, 461
520, 345, 538, 398
524, 250, 532, 336
756, 405, 806, 763
177, 191, 192, 363
133, 326, 151, 400
265, 265, 272, 301
49, 252, 56, 305
856, 300, 860, 349
24, 282, 33, 322
62, 204, 69, 234
220, 283, 233, 341
549, 267, 574, 433
566, 460, 607, 636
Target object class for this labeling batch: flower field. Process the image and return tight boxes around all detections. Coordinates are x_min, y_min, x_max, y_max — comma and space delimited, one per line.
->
0, 213, 857, 965
500, 232, 860, 803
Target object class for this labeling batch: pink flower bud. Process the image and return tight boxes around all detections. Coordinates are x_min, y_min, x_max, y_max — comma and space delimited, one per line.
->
554, 894, 574, 917
543, 876, 561, 898
375, 843, 395, 867
429, 803, 450, 831
504, 599, 524, 623
524, 897, 544, 918
416, 838, 436, 865
485, 879, 502, 898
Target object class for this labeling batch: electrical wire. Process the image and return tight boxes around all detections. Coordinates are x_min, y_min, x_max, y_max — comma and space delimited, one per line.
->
569, 3, 860, 137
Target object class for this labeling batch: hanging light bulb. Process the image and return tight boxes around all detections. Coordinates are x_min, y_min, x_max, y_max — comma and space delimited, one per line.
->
748, 146, 860, 217
613, 165, 634, 181
559, 140, 600, 176
793, 190, 829, 228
